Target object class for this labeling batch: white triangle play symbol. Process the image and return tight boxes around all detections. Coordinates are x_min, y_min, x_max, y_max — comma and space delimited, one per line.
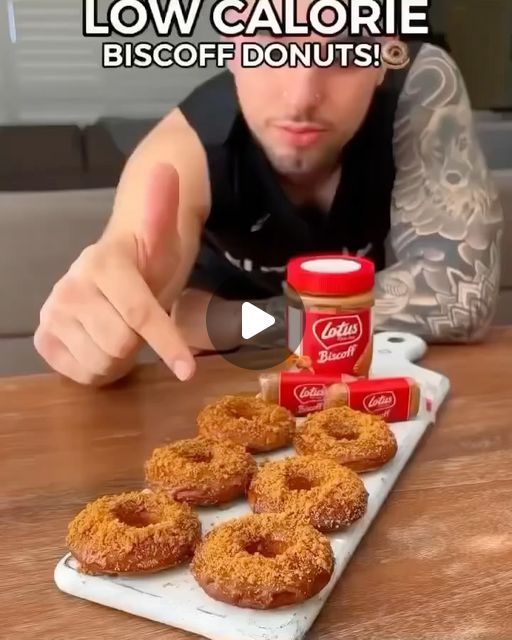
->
241, 302, 276, 340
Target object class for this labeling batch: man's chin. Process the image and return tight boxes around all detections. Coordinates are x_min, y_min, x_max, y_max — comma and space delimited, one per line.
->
269, 154, 332, 178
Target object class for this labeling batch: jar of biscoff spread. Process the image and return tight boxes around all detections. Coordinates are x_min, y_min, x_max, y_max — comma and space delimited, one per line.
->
285, 255, 375, 376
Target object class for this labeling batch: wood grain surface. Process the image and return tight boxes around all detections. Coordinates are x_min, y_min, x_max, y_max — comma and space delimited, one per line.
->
1, 330, 511, 640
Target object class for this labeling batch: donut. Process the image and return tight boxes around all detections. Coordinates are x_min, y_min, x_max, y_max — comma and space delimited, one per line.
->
197, 394, 296, 453
294, 406, 397, 472
144, 437, 257, 505
66, 490, 201, 575
191, 513, 333, 609
248, 455, 368, 532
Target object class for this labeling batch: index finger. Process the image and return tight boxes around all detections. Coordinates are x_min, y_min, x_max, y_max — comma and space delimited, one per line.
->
96, 259, 195, 381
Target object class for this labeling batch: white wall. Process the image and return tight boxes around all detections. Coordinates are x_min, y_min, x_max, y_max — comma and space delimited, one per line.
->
0, 0, 219, 124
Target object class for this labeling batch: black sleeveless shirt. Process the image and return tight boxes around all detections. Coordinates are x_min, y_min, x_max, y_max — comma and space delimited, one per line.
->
180, 43, 422, 300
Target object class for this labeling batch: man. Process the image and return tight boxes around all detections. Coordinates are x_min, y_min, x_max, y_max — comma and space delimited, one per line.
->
35, 1, 503, 386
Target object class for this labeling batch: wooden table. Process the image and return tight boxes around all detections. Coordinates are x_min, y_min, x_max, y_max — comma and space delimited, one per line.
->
1, 328, 512, 640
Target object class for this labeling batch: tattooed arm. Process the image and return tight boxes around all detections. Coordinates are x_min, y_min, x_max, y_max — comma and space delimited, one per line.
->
175, 46, 503, 352
241, 47, 503, 347
374, 44, 503, 342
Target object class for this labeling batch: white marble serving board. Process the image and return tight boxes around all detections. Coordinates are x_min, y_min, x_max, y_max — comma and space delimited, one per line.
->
54, 331, 450, 640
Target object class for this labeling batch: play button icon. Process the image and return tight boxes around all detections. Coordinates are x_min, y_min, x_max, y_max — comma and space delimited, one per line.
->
204, 277, 305, 371
241, 302, 276, 340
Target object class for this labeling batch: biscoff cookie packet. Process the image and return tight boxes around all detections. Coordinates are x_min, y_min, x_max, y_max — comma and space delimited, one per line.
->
259, 371, 421, 422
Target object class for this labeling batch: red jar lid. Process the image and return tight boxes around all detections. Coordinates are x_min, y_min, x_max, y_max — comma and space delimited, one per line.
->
287, 254, 375, 296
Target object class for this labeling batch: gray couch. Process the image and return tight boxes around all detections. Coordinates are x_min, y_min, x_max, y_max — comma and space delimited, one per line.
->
1, 116, 511, 377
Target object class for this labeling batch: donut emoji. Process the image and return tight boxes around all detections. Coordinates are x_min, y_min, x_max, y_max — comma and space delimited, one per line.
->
381, 41, 410, 69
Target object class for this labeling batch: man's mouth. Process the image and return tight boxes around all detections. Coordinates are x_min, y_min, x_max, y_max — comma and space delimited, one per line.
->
273, 122, 327, 147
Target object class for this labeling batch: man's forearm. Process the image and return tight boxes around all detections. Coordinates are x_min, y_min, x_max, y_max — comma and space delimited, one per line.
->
373, 241, 501, 342
381, 44, 504, 343
254, 246, 501, 348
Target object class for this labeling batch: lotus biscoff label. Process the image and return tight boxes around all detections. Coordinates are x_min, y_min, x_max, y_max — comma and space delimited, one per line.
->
363, 392, 396, 413
301, 309, 371, 375
346, 379, 411, 421
278, 372, 342, 416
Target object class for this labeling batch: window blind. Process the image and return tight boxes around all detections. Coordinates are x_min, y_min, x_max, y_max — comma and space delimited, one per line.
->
0, 0, 218, 124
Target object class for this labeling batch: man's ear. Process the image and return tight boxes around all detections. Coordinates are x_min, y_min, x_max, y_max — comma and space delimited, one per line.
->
375, 35, 395, 87
376, 67, 387, 87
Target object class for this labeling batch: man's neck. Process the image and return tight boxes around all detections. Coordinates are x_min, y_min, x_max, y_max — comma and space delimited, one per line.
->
279, 165, 342, 212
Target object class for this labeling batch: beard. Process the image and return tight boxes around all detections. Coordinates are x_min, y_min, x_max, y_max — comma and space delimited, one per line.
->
260, 138, 342, 179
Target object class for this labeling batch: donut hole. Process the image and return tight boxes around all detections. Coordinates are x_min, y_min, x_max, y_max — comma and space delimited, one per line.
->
227, 402, 255, 421
179, 449, 213, 464
114, 503, 160, 528
244, 536, 289, 558
325, 421, 360, 441
286, 473, 318, 491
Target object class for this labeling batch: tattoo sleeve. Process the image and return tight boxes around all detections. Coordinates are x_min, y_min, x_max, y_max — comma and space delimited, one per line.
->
375, 44, 504, 342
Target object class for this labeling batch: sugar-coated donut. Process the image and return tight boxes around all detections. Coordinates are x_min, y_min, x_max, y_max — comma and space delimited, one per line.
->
294, 406, 397, 472
66, 490, 201, 574
144, 437, 257, 505
248, 455, 368, 532
197, 395, 295, 453
191, 513, 333, 609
